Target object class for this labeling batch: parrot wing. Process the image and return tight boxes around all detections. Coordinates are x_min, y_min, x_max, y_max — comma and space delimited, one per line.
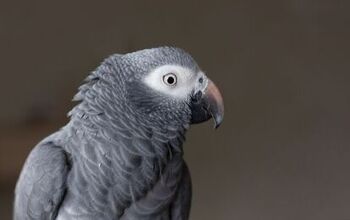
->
14, 141, 70, 220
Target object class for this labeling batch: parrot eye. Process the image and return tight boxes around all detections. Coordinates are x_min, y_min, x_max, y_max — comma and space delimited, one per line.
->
163, 73, 177, 86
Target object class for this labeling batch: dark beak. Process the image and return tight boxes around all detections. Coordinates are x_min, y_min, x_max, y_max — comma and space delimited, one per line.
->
190, 80, 224, 128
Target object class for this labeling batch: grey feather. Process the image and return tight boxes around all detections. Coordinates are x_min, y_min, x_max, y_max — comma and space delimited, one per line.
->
14, 47, 206, 220
14, 138, 71, 220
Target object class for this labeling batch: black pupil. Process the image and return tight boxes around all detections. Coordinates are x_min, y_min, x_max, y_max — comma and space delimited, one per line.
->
167, 76, 175, 84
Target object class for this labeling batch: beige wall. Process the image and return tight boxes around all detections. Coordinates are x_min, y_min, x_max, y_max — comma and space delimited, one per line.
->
1, 1, 350, 219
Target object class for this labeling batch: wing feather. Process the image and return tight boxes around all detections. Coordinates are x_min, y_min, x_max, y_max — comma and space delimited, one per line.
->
14, 142, 70, 220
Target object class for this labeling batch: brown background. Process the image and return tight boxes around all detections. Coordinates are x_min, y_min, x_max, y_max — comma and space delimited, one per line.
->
1, 1, 350, 219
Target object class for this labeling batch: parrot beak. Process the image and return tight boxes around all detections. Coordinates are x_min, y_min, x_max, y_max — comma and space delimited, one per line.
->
190, 79, 224, 129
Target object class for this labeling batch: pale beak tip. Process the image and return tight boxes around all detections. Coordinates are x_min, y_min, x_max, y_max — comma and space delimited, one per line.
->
213, 111, 224, 129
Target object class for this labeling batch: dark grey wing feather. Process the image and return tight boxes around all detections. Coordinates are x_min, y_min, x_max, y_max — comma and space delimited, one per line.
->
14, 142, 70, 220
170, 162, 192, 220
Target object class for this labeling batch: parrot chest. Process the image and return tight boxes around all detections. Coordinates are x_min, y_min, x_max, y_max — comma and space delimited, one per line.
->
57, 142, 184, 220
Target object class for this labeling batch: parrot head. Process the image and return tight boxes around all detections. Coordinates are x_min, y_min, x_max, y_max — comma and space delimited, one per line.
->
123, 47, 224, 129
74, 47, 224, 131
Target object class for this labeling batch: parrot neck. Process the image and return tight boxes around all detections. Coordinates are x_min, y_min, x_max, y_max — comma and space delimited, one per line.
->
67, 100, 189, 160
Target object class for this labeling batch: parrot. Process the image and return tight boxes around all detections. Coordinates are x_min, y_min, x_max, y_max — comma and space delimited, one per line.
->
14, 47, 224, 220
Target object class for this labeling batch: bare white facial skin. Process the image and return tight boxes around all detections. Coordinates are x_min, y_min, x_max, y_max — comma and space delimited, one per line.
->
143, 65, 208, 100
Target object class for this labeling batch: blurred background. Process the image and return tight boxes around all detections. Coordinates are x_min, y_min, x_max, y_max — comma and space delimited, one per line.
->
0, 0, 349, 219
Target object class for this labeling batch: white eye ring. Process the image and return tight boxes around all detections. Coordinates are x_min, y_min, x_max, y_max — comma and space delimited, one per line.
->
163, 73, 177, 86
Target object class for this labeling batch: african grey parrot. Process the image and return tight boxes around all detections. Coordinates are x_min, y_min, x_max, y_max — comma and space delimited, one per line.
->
14, 47, 224, 220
